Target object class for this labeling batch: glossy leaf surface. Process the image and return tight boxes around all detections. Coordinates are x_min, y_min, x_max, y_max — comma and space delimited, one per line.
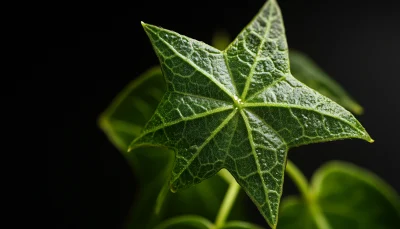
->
130, 0, 372, 227
278, 161, 400, 229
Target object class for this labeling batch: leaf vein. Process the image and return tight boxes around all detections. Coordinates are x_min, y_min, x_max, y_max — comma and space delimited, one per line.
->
153, 31, 235, 100
240, 109, 274, 220
171, 109, 238, 183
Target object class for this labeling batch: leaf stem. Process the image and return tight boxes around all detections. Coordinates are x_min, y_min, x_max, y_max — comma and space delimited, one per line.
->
214, 175, 241, 228
285, 160, 332, 229
308, 203, 332, 229
285, 160, 310, 201
218, 169, 236, 184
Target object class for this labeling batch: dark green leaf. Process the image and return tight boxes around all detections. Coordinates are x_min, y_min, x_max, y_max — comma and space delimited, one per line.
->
130, 0, 372, 227
153, 215, 214, 229
289, 50, 364, 115
278, 161, 400, 229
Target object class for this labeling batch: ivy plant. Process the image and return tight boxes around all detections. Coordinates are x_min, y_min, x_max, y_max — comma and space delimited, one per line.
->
98, 0, 400, 228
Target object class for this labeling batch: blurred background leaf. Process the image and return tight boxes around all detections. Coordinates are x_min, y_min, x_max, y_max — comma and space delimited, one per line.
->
278, 161, 400, 229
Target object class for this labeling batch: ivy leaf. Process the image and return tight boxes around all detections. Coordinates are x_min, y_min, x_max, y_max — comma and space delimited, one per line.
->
278, 161, 400, 229
289, 50, 364, 115
130, 0, 372, 227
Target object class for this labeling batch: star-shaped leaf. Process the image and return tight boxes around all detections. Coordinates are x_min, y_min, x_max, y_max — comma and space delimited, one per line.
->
129, 0, 372, 227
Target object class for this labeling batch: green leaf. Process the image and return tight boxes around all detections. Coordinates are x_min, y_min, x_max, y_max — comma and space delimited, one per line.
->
278, 161, 400, 229
153, 215, 214, 229
98, 67, 245, 228
289, 50, 364, 115
221, 221, 265, 229
130, 0, 372, 227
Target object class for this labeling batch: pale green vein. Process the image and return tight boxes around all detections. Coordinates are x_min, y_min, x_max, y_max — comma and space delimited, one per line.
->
128, 106, 234, 151
223, 51, 239, 96
223, 111, 239, 163
244, 109, 288, 147
241, 0, 274, 100
171, 109, 238, 185
242, 103, 371, 140
239, 109, 274, 227
172, 91, 232, 105
245, 75, 287, 101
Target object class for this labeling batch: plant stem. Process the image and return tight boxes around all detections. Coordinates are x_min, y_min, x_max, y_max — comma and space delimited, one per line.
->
214, 178, 241, 228
285, 160, 332, 229
309, 203, 332, 229
285, 160, 310, 201
218, 169, 236, 184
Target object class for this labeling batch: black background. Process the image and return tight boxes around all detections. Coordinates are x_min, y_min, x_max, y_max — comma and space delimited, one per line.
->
41, 0, 400, 228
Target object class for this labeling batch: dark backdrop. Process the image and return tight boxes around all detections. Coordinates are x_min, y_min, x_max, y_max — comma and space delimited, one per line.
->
41, 0, 400, 228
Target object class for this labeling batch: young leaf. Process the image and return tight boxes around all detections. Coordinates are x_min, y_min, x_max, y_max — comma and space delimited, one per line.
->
130, 0, 372, 227
289, 50, 364, 115
278, 161, 400, 229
